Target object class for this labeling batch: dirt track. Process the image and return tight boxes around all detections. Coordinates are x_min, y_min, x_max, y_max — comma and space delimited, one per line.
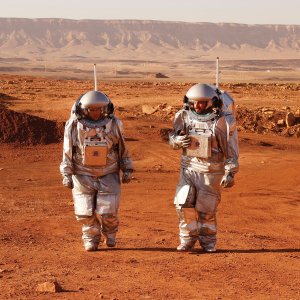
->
1, 75, 300, 299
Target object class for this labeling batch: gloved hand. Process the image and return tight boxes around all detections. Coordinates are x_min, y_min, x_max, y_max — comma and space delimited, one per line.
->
62, 175, 73, 189
122, 170, 133, 184
176, 135, 191, 148
220, 174, 235, 188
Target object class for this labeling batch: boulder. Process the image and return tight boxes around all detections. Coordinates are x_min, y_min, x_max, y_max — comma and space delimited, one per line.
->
142, 105, 157, 115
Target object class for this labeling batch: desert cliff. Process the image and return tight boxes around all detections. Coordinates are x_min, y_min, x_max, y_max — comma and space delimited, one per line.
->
0, 18, 300, 61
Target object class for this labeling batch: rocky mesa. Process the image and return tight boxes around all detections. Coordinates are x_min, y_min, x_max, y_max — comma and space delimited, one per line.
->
1, 18, 300, 61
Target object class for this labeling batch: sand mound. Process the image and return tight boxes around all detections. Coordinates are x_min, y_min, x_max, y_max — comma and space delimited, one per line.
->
0, 107, 65, 145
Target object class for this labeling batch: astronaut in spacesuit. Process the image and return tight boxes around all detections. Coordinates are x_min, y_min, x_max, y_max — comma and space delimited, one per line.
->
60, 90, 134, 251
169, 83, 239, 252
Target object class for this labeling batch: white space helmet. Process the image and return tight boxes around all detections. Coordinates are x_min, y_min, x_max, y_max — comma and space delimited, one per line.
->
184, 83, 221, 111
78, 91, 111, 121
182, 83, 222, 120
186, 83, 219, 102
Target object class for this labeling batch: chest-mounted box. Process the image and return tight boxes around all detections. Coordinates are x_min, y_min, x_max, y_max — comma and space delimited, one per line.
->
185, 131, 212, 159
83, 136, 108, 166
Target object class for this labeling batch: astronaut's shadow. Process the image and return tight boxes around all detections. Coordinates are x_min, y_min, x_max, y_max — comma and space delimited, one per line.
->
96, 248, 300, 254
96, 247, 178, 252
189, 248, 300, 254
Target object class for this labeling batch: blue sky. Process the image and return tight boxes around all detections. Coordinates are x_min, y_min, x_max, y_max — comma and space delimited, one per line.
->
1, 0, 300, 25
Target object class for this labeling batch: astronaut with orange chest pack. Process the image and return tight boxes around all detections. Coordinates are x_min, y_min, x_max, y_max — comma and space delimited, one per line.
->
60, 89, 134, 251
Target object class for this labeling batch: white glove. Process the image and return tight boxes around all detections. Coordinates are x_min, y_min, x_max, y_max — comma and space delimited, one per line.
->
62, 175, 73, 189
221, 174, 235, 188
176, 135, 191, 148
122, 170, 133, 184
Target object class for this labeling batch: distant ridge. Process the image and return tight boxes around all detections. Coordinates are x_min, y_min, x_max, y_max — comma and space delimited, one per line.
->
0, 18, 300, 61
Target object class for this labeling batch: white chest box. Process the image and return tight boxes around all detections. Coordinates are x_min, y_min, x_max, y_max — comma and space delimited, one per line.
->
185, 132, 212, 159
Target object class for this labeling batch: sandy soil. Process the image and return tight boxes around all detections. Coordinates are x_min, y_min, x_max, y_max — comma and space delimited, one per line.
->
1, 75, 300, 299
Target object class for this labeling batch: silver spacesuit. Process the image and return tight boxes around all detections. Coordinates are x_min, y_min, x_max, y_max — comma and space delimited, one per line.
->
169, 83, 239, 252
60, 91, 134, 251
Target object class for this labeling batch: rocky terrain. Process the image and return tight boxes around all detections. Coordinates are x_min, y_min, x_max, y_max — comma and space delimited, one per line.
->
3, 75, 300, 141
1, 74, 300, 299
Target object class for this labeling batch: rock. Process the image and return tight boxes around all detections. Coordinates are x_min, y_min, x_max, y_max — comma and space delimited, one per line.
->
36, 281, 62, 293
263, 110, 274, 115
262, 108, 274, 113
165, 105, 174, 111
282, 106, 290, 110
277, 119, 285, 126
142, 105, 157, 115
157, 104, 167, 110
286, 112, 295, 127
288, 128, 296, 136
150, 125, 154, 128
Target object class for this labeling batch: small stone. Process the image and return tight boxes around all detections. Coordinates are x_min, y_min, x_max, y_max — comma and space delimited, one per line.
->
157, 104, 166, 110
263, 110, 274, 114
288, 128, 296, 136
261, 107, 271, 112
36, 281, 62, 293
277, 119, 285, 126
286, 112, 295, 127
150, 125, 154, 128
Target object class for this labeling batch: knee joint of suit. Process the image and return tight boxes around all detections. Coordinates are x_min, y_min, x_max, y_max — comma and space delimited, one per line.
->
76, 214, 99, 226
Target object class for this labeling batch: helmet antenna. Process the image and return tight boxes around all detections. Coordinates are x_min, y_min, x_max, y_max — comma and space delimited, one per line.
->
216, 57, 219, 88
94, 64, 97, 91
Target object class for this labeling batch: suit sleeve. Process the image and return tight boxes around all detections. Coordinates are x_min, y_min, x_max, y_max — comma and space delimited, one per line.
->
60, 119, 75, 177
169, 110, 185, 150
215, 113, 239, 175
115, 118, 134, 172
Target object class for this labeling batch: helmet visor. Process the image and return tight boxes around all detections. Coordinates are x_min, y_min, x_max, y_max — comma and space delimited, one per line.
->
81, 105, 109, 121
